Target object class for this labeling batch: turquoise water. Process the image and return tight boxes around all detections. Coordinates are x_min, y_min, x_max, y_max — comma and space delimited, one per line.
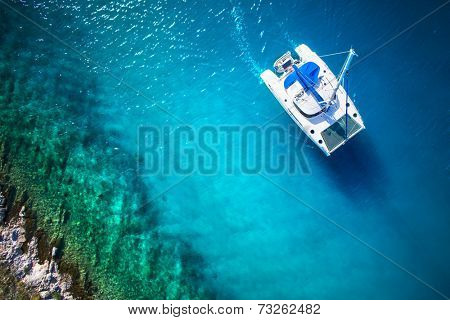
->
1, 0, 449, 299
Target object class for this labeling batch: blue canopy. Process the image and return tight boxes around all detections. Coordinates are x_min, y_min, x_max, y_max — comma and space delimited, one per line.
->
284, 62, 320, 89
283, 62, 324, 103
298, 62, 320, 87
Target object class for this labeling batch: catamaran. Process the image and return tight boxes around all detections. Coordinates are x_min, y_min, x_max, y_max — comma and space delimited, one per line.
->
261, 44, 365, 156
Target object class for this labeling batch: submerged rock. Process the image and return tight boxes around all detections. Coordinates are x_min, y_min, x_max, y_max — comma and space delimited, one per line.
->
51, 247, 58, 258
19, 206, 26, 218
0, 195, 73, 299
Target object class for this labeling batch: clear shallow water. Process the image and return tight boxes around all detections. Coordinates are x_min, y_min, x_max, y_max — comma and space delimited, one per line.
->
1, 0, 449, 299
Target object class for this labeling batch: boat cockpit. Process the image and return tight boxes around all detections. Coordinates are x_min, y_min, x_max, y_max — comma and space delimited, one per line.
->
274, 51, 297, 74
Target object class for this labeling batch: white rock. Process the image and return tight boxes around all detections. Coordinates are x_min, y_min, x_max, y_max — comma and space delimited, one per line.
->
51, 247, 58, 258
0, 215, 74, 299
39, 290, 51, 299
19, 206, 26, 217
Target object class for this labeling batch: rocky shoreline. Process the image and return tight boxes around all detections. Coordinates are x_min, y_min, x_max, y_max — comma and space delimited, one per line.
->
0, 188, 73, 299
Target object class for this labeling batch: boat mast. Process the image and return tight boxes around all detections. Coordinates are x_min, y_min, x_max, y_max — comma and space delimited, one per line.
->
331, 48, 357, 100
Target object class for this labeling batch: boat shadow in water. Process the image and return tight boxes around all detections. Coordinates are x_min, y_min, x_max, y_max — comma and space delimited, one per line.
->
311, 133, 388, 205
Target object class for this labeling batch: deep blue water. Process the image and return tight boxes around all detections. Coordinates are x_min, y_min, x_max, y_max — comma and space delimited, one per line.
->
3, 0, 450, 298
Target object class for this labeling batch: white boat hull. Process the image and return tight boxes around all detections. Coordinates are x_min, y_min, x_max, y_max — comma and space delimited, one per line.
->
261, 44, 365, 156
